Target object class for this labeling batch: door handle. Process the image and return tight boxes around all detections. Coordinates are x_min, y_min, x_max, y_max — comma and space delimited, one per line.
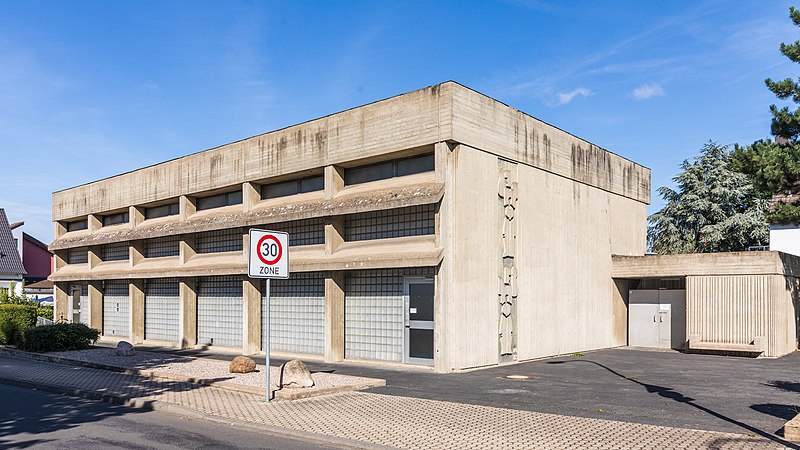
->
653, 316, 656, 322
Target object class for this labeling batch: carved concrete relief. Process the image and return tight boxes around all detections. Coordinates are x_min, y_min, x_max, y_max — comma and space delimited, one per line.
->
498, 167, 518, 356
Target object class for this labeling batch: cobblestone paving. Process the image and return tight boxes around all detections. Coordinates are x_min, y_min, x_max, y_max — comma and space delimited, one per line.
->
0, 355, 788, 449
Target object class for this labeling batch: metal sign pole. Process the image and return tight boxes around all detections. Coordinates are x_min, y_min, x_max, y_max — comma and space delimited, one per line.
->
265, 278, 271, 402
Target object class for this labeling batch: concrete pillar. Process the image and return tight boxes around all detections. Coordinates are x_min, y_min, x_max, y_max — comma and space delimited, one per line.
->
324, 165, 345, 199
88, 214, 102, 232
325, 216, 344, 255
130, 206, 145, 227
131, 240, 145, 266
54, 251, 67, 271
54, 282, 69, 323
88, 246, 101, 269
243, 182, 260, 212
130, 280, 145, 344
180, 234, 196, 264
434, 141, 457, 372
179, 195, 196, 221
242, 231, 250, 263
179, 278, 197, 348
54, 221, 67, 240
324, 271, 345, 362
88, 281, 103, 332
242, 278, 262, 355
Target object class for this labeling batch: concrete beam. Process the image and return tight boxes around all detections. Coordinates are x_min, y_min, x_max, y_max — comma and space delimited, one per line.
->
131, 240, 145, 267
325, 216, 344, 255
242, 182, 260, 213
180, 234, 196, 264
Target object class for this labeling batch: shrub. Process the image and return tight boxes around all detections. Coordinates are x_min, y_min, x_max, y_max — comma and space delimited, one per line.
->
18, 323, 99, 352
36, 305, 54, 320
0, 304, 37, 345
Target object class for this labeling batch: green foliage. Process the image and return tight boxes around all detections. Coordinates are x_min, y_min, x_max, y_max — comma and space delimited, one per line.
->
0, 304, 38, 345
0, 281, 54, 320
17, 323, 99, 353
765, 7, 800, 140
648, 141, 769, 254
770, 200, 800, 224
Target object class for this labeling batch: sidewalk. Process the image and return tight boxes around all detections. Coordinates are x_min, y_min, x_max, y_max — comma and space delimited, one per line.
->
0, 353, 790, 449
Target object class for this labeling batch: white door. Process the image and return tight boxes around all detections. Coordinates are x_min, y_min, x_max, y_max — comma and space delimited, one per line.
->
629, 290, 660, 348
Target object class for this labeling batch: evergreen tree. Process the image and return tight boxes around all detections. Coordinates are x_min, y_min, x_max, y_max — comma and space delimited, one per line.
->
648, 142, 769, 254
730, 6, 800, 224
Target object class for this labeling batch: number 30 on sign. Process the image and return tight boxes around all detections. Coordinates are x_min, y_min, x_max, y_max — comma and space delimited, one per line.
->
248, 229, 289, 279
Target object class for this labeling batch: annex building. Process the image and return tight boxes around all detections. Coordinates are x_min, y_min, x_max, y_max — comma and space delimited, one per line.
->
52, 81, 662, 372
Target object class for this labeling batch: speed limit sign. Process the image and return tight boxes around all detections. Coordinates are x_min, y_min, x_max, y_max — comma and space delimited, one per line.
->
248, 229, 289, 279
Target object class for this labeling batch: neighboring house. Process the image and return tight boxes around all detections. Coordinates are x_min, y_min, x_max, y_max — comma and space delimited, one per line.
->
0, 209, 26, 295
768, 192, 800, 257
10, 221, 54, 284
26, 279, 54, 306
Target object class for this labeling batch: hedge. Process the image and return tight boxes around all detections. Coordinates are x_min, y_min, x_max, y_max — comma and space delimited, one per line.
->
18, 323, 99, 352
0, 304, 37, 345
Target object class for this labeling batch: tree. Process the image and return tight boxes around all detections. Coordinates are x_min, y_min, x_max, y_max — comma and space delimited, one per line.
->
729, 6, 800, 224
648, 141, 769, 254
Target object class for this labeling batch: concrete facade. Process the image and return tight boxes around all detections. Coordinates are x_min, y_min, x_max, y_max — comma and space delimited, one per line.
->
50, 82, 650, 372
613, 252, 800, 358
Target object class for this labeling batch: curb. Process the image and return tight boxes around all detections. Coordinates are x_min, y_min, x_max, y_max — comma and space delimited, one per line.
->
0, 347, 385, 401
0, 376, 391, 450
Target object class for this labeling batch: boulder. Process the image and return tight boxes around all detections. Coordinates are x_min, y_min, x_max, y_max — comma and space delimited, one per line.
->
115, 341, 135, 356
229, 355, 257, 374
280, 359, 314, 388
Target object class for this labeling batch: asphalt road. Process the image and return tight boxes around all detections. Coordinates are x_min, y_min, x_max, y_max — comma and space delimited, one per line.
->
0, 384, 343, 450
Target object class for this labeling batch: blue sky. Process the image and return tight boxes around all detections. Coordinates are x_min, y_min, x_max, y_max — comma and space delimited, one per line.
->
0, 0, 796, 241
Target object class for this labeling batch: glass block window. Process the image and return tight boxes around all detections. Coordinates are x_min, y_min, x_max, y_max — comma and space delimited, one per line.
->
262, 272, 325, 355
102, 211, 129, 226
345, 204, 436, 241
101, 242, 129, 262
345, 153, 434, 185
345, 268, 434, 362
259, 219, 325, 247
145, 203, 179, 219
196, 228, 244, 253
145, 279, 180, 342
196, 191, 243, 211
103, 280, 130, 337
145, 236, 180, 258
197, 276, 243, 348
67, 247, 88, 264
66, 219, 88, 232
78, 284, 89, 326
262, 175, 324, 199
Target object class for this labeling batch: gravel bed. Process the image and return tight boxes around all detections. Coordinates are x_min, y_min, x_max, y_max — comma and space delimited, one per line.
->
50, 348, 378, 391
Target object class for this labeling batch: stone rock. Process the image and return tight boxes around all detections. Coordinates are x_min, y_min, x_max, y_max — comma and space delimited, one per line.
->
115, 341, 135, 356
280, 359, 314, 388
229, 355, 257, 374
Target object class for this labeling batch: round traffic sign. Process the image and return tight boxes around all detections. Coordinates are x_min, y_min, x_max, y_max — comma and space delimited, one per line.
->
256, 234, 283, 265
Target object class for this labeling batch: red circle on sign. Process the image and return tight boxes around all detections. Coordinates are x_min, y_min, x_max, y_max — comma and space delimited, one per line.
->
256, 234, 282, 265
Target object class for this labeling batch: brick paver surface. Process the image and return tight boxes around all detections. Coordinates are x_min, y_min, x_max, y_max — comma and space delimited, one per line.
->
0, 355, 789, 449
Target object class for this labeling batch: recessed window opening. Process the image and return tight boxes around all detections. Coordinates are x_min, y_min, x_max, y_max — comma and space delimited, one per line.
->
67, 247, 88, 264
345, 204, 436, 241
196, 191, 243, 211
102, 212, 129, 226
144, 236, 180, 258
196, 228, 244, 253
344, 153, 434, 185
101, 242, 129, 262
66, 219, 88, 232
145, 203, 179, 219
261, 175, 324, 199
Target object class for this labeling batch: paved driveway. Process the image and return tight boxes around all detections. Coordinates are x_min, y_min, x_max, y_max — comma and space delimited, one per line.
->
131, 343, 800, 439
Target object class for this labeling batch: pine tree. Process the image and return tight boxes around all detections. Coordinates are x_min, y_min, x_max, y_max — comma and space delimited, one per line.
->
648, 142, 769, 254
730, 6, 800, 224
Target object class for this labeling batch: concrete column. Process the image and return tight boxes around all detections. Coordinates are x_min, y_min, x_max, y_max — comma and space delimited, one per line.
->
243, 182, 260, 212
434, 142, 457, 373
88, 214, 102, 232
180, 234, 196, 264
54, 221, 67, 240
88, 245, 101, 269
130, 280, 145, 344
88, 281, 103, 332
242, 231, 250, 263
131, 240, 145, 266
179, 278, 197, 348
179, 195, 196, 221
242, 278, 262, 355
324, 165, 345, 199
325, 216, 345, 255
54, 251, 67, 271
324, 271, 345, 362
54, 282, 69, 323
130, 206, 145, 227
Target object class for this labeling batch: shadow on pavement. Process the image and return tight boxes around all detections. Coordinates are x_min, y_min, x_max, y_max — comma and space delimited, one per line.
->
548, 359, 800, 449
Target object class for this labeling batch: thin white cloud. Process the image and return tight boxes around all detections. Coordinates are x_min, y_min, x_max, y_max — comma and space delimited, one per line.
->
632, 83, 665, 100
558, 87, 592, 105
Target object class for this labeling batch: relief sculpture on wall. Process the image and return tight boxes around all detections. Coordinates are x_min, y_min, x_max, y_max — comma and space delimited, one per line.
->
498, 168, 518, 356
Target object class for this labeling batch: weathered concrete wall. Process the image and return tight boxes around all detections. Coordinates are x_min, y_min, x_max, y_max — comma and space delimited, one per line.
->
613, 251, 800, 278
514, 161, 645, 361
686, 274, 798, 357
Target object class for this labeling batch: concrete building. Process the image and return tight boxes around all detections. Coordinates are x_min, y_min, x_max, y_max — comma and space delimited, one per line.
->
51, 81, 652, 372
